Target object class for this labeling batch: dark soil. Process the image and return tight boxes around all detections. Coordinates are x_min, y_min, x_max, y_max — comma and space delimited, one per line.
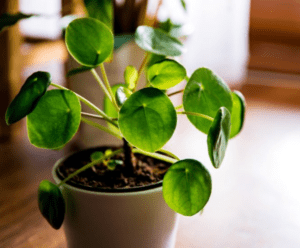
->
56, 147, 171, 192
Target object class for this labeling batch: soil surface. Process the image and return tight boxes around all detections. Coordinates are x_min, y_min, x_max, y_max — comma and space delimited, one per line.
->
57, 147, 171, 192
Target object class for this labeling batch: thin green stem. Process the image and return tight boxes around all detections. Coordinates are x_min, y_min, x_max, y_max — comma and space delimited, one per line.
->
132, 148, 178, 164
100, 63, 119, 111
91, 68, 112, 102
81, 116, 122, 140
81, 112, 118, 121
175, 104, 183, 110
50, 83, 117, 126
158, 148, 180, 160
57, 148, 124, 187
168, 89, 184, 97
177, 111, 214, 122
134, 52, 149, 91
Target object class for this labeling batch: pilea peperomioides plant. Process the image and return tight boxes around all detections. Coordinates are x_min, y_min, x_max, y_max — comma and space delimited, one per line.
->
5, 17, 245, 229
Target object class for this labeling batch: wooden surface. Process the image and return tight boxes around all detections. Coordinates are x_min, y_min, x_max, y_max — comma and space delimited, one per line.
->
1, 73, 300, 247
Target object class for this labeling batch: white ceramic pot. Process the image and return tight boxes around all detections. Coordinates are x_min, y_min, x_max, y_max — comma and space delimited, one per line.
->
52, 149, 179, 248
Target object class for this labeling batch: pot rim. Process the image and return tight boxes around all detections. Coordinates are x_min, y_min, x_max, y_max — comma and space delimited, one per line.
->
52, 146, 166, 196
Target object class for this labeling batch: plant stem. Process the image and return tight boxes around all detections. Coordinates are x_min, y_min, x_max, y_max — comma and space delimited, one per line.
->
175, 104, 183, 110
177, 111, 214, 122
91, 68, 113, 103
81, 112, 118, 121
168, 89, 184, 97
134, 52, 149, 91
100, 63, 120, 111
50, 83, 117, 127
57, 148, 124, 187
158, 148, 180, 160
132, 148, 178, 164
123, 138, 136, 175
81, 116, 122, 140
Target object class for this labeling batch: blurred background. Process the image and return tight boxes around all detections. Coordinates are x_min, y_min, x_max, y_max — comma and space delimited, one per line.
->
1, 0, 300, 247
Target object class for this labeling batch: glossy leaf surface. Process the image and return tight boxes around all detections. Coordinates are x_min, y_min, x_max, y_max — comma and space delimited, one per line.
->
135, 26, 185, 57
207, 107, 231, 168
27, 90, 81, 149
119, 88, 177, 152
183, 68, 232, 134
5, 71, 51, 125
38, 180, 65, 229
230, 91, 246, 139
65, 17, 113, 67
147, 59, 186, 89
115, 86, 132, 107
163, 159, 212, 216
84, 0, 113, 30
0, 12, 34, 32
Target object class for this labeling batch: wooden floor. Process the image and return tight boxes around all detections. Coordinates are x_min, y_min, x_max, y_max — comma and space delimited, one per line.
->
1, 71, 300, 247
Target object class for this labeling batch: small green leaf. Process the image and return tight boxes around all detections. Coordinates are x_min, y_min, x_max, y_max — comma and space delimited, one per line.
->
84, 0, 113, 31
38, 180, 65, 230
180, 0, 187, 11
147, 59, 186, 89
207, 107, 231, 168
67, 66, 93, 77
163, 159, 212, 216
183, 68, 233, 134
135, 26, 185, 57
230, 91, 246, 139
124, 66, 138, 91
90, 151, 104, 161
5, 71, 51, 125
65, 17, 113, 67
0, 12, 34, 33
27, 89, 81, 149
119, 88, 177, 152
115, 86, 132, 107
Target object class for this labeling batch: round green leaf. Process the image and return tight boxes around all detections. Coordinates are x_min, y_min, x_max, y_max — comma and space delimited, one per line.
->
207, 107, 231, 168
135, 26, 185, 57
119, 88, 177, 152
38, 180, 65, 230
147, 59, 187, 89
183, 68, 233, 134
163, 159, 212, 216
27, 89, 81, 149
5, 71, 51, 125
65, 17, 113, 67
230, 91, 246, 139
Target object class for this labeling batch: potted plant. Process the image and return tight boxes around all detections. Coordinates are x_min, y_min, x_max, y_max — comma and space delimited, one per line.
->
2, 2, 246, 248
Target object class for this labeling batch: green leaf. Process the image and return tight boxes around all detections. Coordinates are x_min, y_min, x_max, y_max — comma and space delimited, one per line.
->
27, 89, 81, 149
183, 68, 233, 134
90, 151, 104, 161
147, 59, 186, 89
84, 0, 113, 31
135, 26, 185, 57
114, 34, 134, 50
230, 91, 246, 139
124, 66, 138, 91
0, 12, 34, 33
119, 88, 177, 152
163, 159, 212, 216
207, 107, 231, 168
180, 0, 187, 11
65, 17, 114, 67
115, 86, 132, 107
5, 71, 51, 125
67, 66, 93, 77
38, 180, 65, 230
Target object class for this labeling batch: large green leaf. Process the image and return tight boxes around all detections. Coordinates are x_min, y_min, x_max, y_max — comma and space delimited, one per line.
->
207, 107, 231, 168
119, 88, 177, 152
147, 59, 186, 89
183, 68, 233, 134
38, 180, 65, 230
0, 12, 34, 33
230, 91, 246, 139
84, 0, 113, 30
65, 17, 113, 67
135, 26, 185, 57
5, 71, 51, 125
163, 159, 212, 216
27, 90, 81, 149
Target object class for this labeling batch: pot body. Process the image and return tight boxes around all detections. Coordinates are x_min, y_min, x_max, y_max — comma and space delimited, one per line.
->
52, 157, 179, 248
